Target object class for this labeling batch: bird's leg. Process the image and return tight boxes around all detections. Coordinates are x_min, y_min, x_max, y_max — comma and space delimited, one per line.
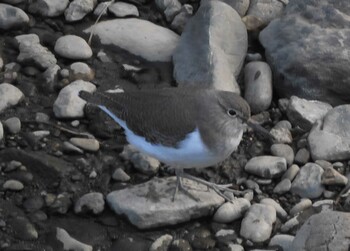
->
172, 168, 200, 202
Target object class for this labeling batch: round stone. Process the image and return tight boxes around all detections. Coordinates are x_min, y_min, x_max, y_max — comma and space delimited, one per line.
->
3, 117, 21, 134
54, 35, 93, 60
270, 144, 294, 166
213, 198, 251, 223
3, 179, 24, 191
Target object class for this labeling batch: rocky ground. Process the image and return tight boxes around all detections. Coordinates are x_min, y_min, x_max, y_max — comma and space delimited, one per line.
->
1, 0, 350, 251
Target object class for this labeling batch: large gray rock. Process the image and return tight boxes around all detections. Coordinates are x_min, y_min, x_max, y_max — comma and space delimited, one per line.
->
173, 0, 247, 93
106, 177, 224, 229
0, 3, 29, 30
28, 0, 70, 17
259, 0, 350, 105
84, 19, 179, 62
290, 211, 350, 251
308, 105, 350, 161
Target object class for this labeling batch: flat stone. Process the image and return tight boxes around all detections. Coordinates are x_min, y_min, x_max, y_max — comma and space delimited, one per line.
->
321, 166, 348, 186
56, 227, 93, 251
55, 35, 92, 60
270, 144, 294, 166
287, 96, 332, 131
244, 61, 273, 114
106, 177, 225, 229
291, 163, 324, 199
308, 105, 350, 161
173, 0, 247, 93
28, 0, 70, 17
85, 19, 179, 62
64, 0, 97, 22
74, 192, 105, 214
15, 34, 57, 70
244, 156, 287, 178
108, 2, 139, 17
69, 137, 100, 152
0, 3, 29, 30
290, 211, 350, 251
240, 203, 276, 243
282, 164, 300, 181
213, 198, 251, 223
53, 80, 96, 118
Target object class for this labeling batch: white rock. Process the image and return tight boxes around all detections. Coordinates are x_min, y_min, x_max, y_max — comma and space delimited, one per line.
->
55, 35, 92, 60
289, 198, 312, 216
280, 215, 299, 233
85, 19, 179, 62
42, 64, 61, 92
291, 163, 324, 199
149, 234, 173, 251
240, 203, 276, 242
0, 3, 29, 30
260, 198, 287, 219
106, 177, 225, 229
108, 2, 139, 17
74, 192, 105, 214
213, 198, 251, 223
0, 83, 24, 113
69, 62, 94, 81
244, 61, 272, 114
244, 156, 287, 178
53, 80, 96, 118
287, 96, 332, 131
94, 1, 110, 16
56, 228, 93, 251
0, 56, 3, 71
28, 0, 70, 17
64, 0, 97, 22
228, 244, 244, 251
269, 234, 294, 251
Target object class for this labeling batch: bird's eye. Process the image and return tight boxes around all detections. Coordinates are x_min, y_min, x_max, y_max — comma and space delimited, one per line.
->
227, 109, 237, 117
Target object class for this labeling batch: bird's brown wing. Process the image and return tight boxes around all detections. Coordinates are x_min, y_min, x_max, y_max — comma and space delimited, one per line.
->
80, 88, 198, 147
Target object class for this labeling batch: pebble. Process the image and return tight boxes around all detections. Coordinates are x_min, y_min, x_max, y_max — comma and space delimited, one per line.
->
74, 192, 105, 214
28, 0, 69, 17
321, 166, 348, 186
64, 0, 97, 22
228, 244, 244, 251
149, 234, 173, 251
280, 215, 299, 233
0, 121, 3, 140
55, 35, 93, 60
3, 179, 24, 191
32, 130, 50, 140
63, 141, 84, 154
53, 80, 96, 118
3, 117, 21, 134
0, 83, 24, 113
69, 62, 95, 81
289, 198, 312, 216
170, 4, 193, 33
56, 227, 93, 251
244, 61, 273, 114
240, 203, 276, 242
94, 2, 109, 16
246, 53, 263, 62
35, 112, 50, 123
270, 144, 294, 166
294, 148, 310, 165
70, 137, 100, 152
282, 164, 300, 181
155, 0, 181, 22
4, 160, 22, 172
170, 239, 192, 251
268, 234, 294, 251
213, 198, 251, 223
0, 3, 29, 30
312, 199, 334, 211
286, 95, 332, 131
244, 156, 287, 178
112, 168, 130, 182
71, 120, 80, 127
270, 125, 293, 144
108, 2, 139, 17
15, 34, 57, 70
273, 178, 291, 194
246, 0, 285, 27
260, 198, 288, 219
222, 0, 249, 17
291, 163, 324, 198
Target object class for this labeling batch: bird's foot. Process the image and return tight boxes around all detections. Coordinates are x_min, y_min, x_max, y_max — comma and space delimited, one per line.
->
172, 174, 200, 202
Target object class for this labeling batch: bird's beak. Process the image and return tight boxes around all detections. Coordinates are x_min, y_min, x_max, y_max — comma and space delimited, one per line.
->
245, 118, 275, 141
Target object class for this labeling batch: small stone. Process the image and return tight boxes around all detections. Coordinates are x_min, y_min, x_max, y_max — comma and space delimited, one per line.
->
35, 112, 50, 123
69, 62, 95, 81
32, 130, 50, 140
89, 170, 97, 179
244, 61, 273, 114
312, 199, 334, 211
71, 120, 80, 127
260, 198, 287, 219
70, 138, 100, 152
3, 117, 21, 134
269, 234, 294, 251
3, 179, 24, 191
64, 0, 97, 22
289, 199, 312, 216
28, 0, 69, 17
321, 166, 348, 186
74, 192, 105, 214
8, 217, 38, 240
0, 3, 29, 30
170, 4, 193, 33
4, 160, 22, 172
244, 156, 287, 178
170, 239, 192, 251
273, 178, 291, 194
282, 164, 300, 181
213, 198, 251, 223
56, 227, 93, 251
108, 2, 139, 17
0, 122, 3, 140
294, 148, 310, 165
63, 141, 84, 154
112, 168, 130, 182
270, 144, 294, 166
0, 83, 24, 113
23, 196, 45, 212
55, 35, 93, 60
149, 234, 173, 251
228, 244, 244, 251
280, 215, 299, 233
156, 0, 181, 21
270, 126, 292, 144
240, 203, 276, 243
94, 2, 109, 16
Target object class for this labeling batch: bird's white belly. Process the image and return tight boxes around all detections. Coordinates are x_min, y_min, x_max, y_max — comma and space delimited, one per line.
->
99, 105, 231, 168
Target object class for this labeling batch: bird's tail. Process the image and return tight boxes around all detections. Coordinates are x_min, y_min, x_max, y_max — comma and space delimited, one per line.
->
79, 91, 118, 107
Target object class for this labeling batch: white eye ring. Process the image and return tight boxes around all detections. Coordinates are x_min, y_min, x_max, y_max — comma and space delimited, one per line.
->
227, 109, 237, 117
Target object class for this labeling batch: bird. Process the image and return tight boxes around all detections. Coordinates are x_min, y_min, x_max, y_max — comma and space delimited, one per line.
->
80, 87, 266, 200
